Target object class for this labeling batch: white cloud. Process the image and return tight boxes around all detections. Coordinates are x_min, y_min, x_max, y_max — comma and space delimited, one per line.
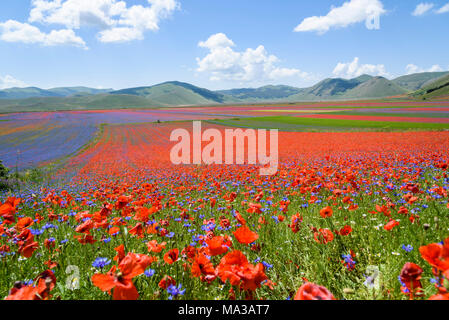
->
0, 20, 86, 48
98, 27, 143, 43
196, 33, 310, 84
294, 0, 386, 34
436, 3, 449, 13
0, 74, 28, 89
412, 3, 435, 16
405, 64, 444, 74
28, 0, 179, 43
333, 57, 389, 78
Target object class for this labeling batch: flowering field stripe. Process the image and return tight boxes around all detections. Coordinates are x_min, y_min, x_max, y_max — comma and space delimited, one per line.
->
211, 116, 449, 131
322, 111, 449, 118
297, 114, 449, 124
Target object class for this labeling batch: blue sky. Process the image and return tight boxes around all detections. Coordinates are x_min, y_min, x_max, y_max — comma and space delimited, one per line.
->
0, 0, 448, 90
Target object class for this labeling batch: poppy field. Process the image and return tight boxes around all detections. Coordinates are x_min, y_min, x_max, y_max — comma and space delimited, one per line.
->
2, 103, 449, 301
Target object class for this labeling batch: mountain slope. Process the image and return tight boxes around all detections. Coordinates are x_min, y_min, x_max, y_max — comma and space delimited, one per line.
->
47, 87, 112, 97
392, 72, 449, 91
217, 85, 303, 101
342, 77, 408, 99
0, 86, 112, 99
411, 74, 449, 99
112, 81, 237, 106
0, 94, 159, 113
0, 87, 60, 99
305, 75, 373, 97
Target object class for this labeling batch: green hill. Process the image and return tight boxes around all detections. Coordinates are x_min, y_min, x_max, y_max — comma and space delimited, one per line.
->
284, 74, 403, 101
217, 85, 303, 101
0, 94, 158, 113
392, 72, 449, 91
112, 81, 237, 106
47, 87, 112, 97
342, 77, 407, 99
0, 86, 112, 99
304, 75, 372, 97
411, 74, 449, 99
0, 87, 60, 99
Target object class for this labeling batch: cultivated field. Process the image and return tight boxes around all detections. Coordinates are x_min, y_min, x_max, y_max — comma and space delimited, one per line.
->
1, 100, 449, 300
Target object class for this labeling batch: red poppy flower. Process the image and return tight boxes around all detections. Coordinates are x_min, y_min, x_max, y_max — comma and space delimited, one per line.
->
216, 250, 268, 291
108, 226, 120, 235
0, 197, 20, 216
147, 240, 166, 253
319, 206, 333, 218
158, 275, 176, 289
206, 236, 230, 256
289, 213, 303, 233
429, 293, 449, 300
92, 252, 153, 300
399, 262, 423, 298
129, 223, 144, 238
6, 270, 56, 300
384, 220, 399, 231
419, 237, 449, 272
75, 219, 94, 234
313, 228, 334, 244
294, 282, 335, 300
233, 225, 259, 244
338, 225, 352, 236
191, 253, 215, 277
18, 241, 39, 258
15, 217, 34, 230
235, 211, 246, 225
114, 244, 125, 263
74, 234, 96, 244
247, 202, 262, 214
163, 248, 179, 264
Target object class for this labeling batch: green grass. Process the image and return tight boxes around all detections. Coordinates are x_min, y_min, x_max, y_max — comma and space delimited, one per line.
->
322, 111, 449, 118
210, 116, 449, 131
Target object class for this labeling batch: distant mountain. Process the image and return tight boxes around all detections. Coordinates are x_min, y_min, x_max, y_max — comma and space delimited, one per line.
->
302, 75, 373, 97
411, 74, 449, 99
0, 87, 60, 99
0, 94, 158, 113
284, 75, 406, 100
392, 72, 449, 91
217, 85, 303, 101
47, 87, 112, 97
112, 81, 238, 106
341, 76, 408, 99
0, 86, 112, 99
1, 71, 448, 113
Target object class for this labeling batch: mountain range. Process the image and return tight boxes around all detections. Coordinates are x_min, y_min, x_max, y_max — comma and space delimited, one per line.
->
0, 71, 448, 112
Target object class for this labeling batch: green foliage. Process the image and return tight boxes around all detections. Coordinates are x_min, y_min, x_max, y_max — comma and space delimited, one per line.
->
0, 160, 10, 191
0, 160, 8, 179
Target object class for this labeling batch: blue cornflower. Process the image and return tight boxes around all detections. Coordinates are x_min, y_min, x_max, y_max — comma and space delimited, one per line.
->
262, 261, 273, 269
167, 284, 186, 299
398, 276, 410, 293
144, 269, 155, 277
401, 244, 413, 252
92, 257, 111, 269
342, 254, 356, 270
